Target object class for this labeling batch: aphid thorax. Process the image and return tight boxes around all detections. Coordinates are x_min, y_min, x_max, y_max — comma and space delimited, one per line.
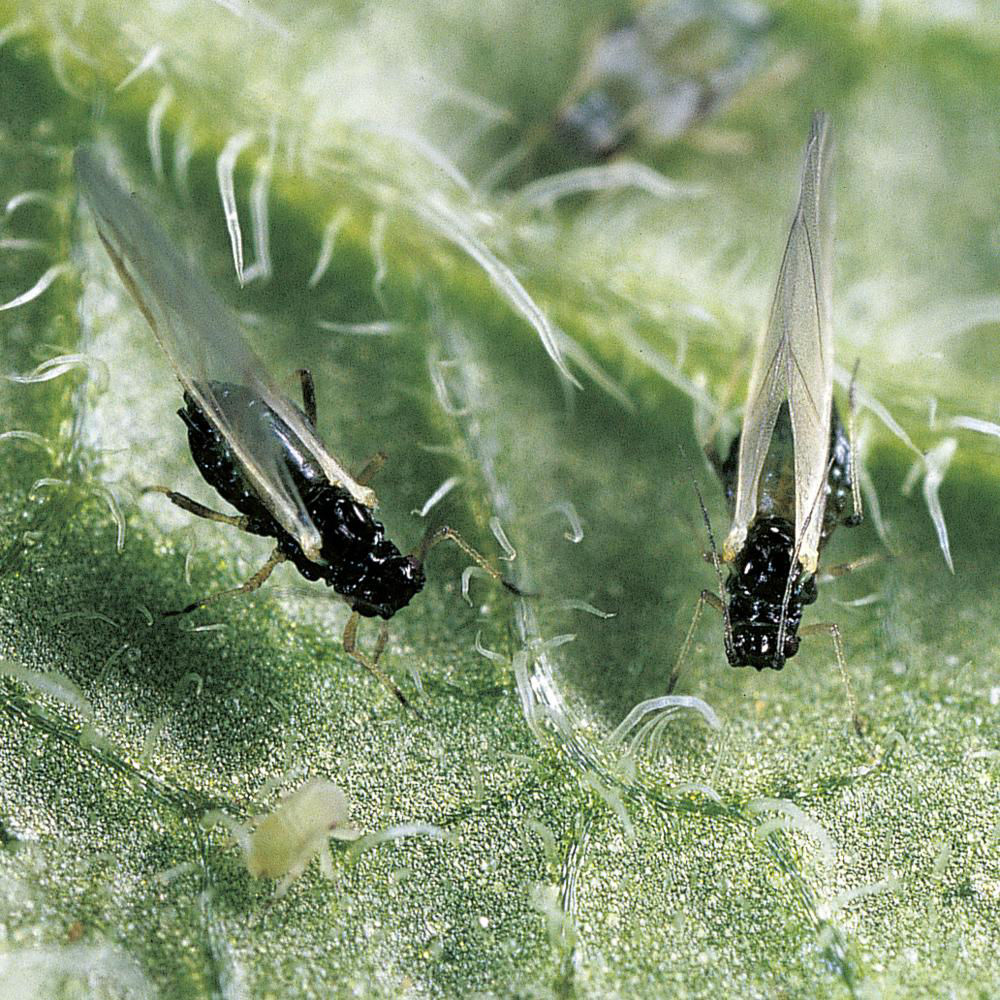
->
724, 515, 812, 669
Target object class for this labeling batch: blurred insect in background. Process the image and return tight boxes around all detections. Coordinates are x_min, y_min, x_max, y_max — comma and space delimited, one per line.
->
556, 0, 773, 161
75, 147, 518, 709
669, 113, 866, 713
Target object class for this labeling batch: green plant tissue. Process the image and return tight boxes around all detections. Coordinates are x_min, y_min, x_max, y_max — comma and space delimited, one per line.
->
0, 2, 998, 997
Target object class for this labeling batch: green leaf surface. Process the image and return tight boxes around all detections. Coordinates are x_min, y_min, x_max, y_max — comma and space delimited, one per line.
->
1, 3, 998, 998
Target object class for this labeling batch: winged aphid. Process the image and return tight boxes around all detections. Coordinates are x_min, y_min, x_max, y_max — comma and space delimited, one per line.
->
74, 147, 518, 709
670, 113, 865, 702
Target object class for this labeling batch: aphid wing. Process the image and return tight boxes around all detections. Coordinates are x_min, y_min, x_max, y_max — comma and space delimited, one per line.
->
724, 113, 834, 573
787, 113, 834, 572
256, 391, 374, 518
74, 148, 375, 563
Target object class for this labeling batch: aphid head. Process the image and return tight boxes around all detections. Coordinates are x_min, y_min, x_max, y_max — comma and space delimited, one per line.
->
394, 554, 427, 609
348, 553, 426, 620
727, 621, 800, 671
723, 517, 809, 671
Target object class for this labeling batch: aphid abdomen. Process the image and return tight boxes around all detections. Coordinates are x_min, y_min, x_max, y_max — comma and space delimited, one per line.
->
248, 807, 310, 880
718, 402, 797, 523
717, 401, 855, 557
179, 382, 311, 536
247, 778, 357, 884
724, 516, 817, 670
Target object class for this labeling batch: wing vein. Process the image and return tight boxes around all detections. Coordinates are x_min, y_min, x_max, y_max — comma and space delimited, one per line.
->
723, 113, 835, 572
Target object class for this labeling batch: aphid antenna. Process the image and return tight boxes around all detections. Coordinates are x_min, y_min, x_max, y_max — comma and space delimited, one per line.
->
677, 446, 731, 621
692, 477, 734, 660
411, 523, 529, 597
667, 464, 733, 692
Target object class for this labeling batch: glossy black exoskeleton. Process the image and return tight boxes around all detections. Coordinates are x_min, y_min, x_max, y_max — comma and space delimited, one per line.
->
149, 367, 517, 711
75, 144, 518, 711
713, 401, 858, 670
179, 381, 424, 621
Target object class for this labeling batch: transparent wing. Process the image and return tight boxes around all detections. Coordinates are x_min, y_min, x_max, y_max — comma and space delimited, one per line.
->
723, 112, 834, 573
74, 147, 375, 564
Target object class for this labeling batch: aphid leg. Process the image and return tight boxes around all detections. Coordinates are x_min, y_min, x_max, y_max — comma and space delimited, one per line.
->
275, 863, 305, 900
798, 621, 866, 739
372, 621, 390, 665
143, 485, 251, 530
845, 359, 864, 527
295, 368, 317, 426
667, 590, 725, 693
164, 547, 286, 617
318, 843, 336, 880
355, 451, 388, 487
413, 525, 527, 596
342, 611, 414, 712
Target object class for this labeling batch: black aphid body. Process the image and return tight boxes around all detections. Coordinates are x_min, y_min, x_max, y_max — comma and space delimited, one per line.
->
716, 402, 855, 670
75, 145, 517, 708
179, 381, 425, 620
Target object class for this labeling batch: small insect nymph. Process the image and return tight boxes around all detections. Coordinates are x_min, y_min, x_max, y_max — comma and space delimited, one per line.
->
74, 147, 515, 708
671, 113, 865, 699
246, 779, 358, 898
